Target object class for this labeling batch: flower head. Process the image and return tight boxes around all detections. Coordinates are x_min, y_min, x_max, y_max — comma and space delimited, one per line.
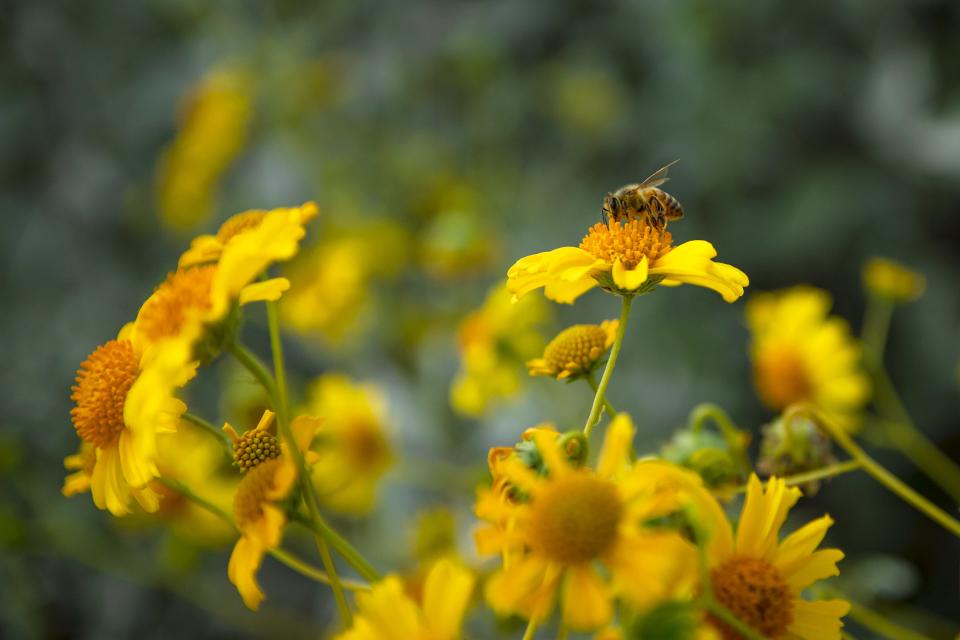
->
335, 557, 475, 640
475, 415, 700, 631
527, 320, 618, 380
862, 257, 925, 303
747, 287, 870, 431
303, 375, 393, 516
67, 324, 194, 516
699, 475, 849, 640
228, 413, 321, 610
507, 218, 748, 304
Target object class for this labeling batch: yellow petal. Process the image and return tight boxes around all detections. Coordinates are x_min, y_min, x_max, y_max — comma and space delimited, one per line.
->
774, 515, 833, 576
597, 413, 635, 478
611, 256, 648, 291
352, 576, 422, 640
735, 475, 800, 559
785, 548, 844, 591
422, 558, 475, 640
228, 536, 266, 610
562, 564, 612, 631
787, 598, 850, 640
238, 278, 290, 305
507, 247, 602, 303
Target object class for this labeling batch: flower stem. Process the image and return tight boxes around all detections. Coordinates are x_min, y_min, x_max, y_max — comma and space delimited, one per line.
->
701, 599, 767, 640
585, 373, 617, 419
584, 295, 632, 437
182, 411, 231, 450
788, 405, 960, 537
731, 460, 863, 495
521, 617, 539, 640
227, 341, 278, 405
291, 511, 381, 584
265, 301, 352, 626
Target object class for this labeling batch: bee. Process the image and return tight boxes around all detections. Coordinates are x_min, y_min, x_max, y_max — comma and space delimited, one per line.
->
601, 160, 684, 229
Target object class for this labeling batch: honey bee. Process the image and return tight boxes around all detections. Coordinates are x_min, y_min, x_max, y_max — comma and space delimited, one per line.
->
601, 160, 684, 229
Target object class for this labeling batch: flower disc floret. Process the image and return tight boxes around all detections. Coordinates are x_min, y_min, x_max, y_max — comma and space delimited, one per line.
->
580, 219, 673, 269
233, 458, 284, 529
710, 555, 793, 639
529, 473, 623, 563
136, 266, 215, 344
528, 321, 617, 379
70, 339, 140, 448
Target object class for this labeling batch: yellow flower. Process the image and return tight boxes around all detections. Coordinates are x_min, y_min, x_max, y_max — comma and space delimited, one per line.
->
474, 415, 699, 631
156, 65, 253, 231
747, 287, 870, 431
451, 283, 548, 417
527, 320, 618, 380
67, 323, 195, 516
507, 218, 748, 304
335, 557, 475, 640
134, 202, 318, 359
700, 475, 849, 640
863, 257, 926, 303
303, 374, 393, 516
228, 412, 321, 610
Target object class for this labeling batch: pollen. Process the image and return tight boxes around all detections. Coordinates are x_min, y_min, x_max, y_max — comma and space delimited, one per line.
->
70, 339, 140, 448
754, 346, 813, 410
216, 210, 266, 243
532, 323, 615, 379
233, 458, 283, 529
710, 555, 794, 640
580, 219, 673, 269
528, 472, 623, 564
137, 265, 216, 343
234, 430, 281, 472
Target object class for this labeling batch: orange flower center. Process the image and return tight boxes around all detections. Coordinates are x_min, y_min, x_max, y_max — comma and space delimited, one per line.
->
542, 324, 611, 375
754, 346, 813, 410
70, 339, 140, 448
137, 266, 216, 343
529, 473, 623, 564
710, 555, 794, 639
342, 420, 390, 468
234, 430, 281, 472
217, 211, 266, 243
579, 219, 673, 269
233, 458, 283, 529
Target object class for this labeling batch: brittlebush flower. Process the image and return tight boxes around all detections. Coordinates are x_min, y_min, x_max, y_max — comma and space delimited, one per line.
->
303, 374, 393, 516
527, 320, 618, 380
475, 415, 699, 631
862, 257, 925, 303
699, 475, 849, 640
747, 287, 870, 431
67, 323, 195, 516
335, 557, 475, 640
134, 203, 318, 361
229, 412, 321, 610
507, 218, 748, 304
451, 283, 548, 417
156, 65, 253, 231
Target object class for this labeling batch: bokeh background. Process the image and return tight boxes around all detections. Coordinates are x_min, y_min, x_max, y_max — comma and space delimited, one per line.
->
3, 1, 959, 638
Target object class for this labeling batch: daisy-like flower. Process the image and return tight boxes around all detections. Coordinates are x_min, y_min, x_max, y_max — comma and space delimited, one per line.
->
507, 218, 748, 304
862, 257, 925, 304
335, 557, 475, 640
134, 202, 318, 361
67, 323, 195, 516
451, 283, 548, 417
228, 411, 322, 610
527, 320, 618, 380
302, 374, 393, 516
475, 415, 699, 631
747, 287, 870, 431
699, 475, 849, 640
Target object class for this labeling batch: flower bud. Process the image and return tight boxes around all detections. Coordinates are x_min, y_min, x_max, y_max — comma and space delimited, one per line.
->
757, 413, 835, 494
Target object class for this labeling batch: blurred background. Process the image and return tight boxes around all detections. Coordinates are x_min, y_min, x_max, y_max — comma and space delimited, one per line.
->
2, 1, 959, 638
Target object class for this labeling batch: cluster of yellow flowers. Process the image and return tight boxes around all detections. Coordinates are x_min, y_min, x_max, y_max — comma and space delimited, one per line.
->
68, 175, 954, 639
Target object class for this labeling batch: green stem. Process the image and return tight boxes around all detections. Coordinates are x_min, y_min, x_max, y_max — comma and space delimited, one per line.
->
788, 406, 960, 537
585, 373, 617, 419
861, 293, 893, 365
182, 412, 231, 449
584, 295, 632, 437
291, 512, 381, 583
155, 479, 365, 592
688, 403, 751, 476
701, 599, 768, 640
521, 617, 538, 640
731, 460, 863, 495
227, 341, 278, 405
265, 301, 352, 626
826, 589, 932, 640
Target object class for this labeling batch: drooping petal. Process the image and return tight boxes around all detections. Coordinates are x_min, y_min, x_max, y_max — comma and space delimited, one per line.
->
561, 564, 613, 631
611, 256, 649, 291
228, 536, 267, 610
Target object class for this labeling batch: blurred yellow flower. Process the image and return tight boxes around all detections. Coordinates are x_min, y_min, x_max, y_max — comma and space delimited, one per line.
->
281, 220, 409, 346
156, 66, 253, 231
699, 475, 849, 640
335, 557, 475, 640
303, 374, 394, 516
507, 218, 748, 304
863, 257, 926, 303
527, 320, 618, 380
419, 208, 500, 279
135, 202, 317, 361
67, 323, 194, 516
451, 283, 548, 417
228, 412, 321, 610
474, 415, 698, 631
747, 287, 870, 431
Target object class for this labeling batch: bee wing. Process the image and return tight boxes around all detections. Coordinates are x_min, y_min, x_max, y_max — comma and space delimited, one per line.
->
637, 159, 679, 190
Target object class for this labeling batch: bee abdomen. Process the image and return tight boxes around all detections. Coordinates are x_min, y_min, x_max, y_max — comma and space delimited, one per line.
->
651, 188, 684, 221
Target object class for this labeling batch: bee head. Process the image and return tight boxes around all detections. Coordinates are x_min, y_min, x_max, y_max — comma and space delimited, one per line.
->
603, 194, 619, 215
